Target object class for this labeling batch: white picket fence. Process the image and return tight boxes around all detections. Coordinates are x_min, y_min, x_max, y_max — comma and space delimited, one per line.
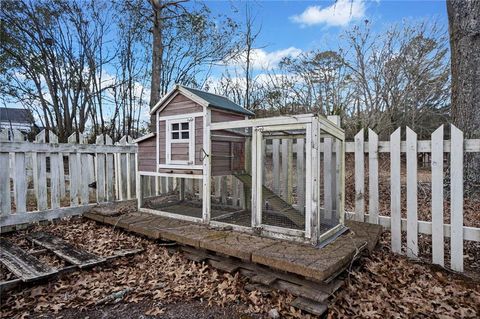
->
346, 125, 480, 272
0, 129, 137, 228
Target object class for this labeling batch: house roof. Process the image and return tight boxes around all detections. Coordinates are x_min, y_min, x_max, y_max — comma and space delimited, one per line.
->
150, 85, 255, 116
0, 108, 33, 123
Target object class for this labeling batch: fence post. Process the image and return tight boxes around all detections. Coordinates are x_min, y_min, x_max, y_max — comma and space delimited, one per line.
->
48, 131, 61, 209
431, 125, 444, 266
390, 128, 401, 254
34, 130, 48, 210
450, 124, 464, 272
368, 129, 379, 224
354, 129, 364, 222
406, 127, 418, 259
126, 136, 134, 199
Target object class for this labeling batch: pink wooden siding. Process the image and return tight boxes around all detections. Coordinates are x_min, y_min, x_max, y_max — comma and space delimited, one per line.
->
137, 135, 156, 172
171, 143, 189, 161
160, 93, 202, 117
211, 139, 245, 176
159, 120, 166, 164
211, 109, 245, 123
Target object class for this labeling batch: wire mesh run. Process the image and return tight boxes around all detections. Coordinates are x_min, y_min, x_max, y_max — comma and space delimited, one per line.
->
139, 175, 203, 219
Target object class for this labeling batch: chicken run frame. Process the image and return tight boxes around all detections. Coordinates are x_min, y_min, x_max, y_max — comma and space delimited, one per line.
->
135, 86, 345, 245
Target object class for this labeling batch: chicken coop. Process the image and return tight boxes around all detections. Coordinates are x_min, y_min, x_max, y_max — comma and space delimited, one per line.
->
136, 85, 345, 245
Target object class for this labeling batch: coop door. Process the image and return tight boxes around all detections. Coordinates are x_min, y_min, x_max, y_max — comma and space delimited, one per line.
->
257, 125, 308, 236
166, 117, 195, 165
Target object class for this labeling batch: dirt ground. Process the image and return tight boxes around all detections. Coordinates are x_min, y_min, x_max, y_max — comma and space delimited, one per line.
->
1, 218, 479, 319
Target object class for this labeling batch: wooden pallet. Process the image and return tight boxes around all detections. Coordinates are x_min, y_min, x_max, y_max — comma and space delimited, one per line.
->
172, 245, 345, 316
0, 238, 57, 282
0, 233, 142, 292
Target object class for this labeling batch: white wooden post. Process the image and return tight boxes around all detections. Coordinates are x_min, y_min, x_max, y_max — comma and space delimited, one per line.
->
67, 133, 80, 206
406, 127, 418, 258
117, 136, 128, 200
202, 108, 211, 223
95, 134, 106, 203
390, 128, 402, 254
450, 124, 463, 272
354, 129, 365, 222
127, 136, 135, 199
35, 130, 48, 210
11, 130, 27, 212
368, 129, 379, 224
310, 120, 320, 244
305, 123, 312, 239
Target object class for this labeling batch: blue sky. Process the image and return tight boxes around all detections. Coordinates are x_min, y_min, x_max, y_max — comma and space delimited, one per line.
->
203, 0, 448, 70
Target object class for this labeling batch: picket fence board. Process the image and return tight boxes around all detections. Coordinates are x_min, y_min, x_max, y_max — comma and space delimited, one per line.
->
354, 129, 364, 222
95, 135, 106, 203
35, 131, 48, 210
431, 125, 444, 267
450, 125, 464, 272
390, 128, 402, 254
406, 127, 418, 258
368, 129, 379, 224
67, 133, 80, 207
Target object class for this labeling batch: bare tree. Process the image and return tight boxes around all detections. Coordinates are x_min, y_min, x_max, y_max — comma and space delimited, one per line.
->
447, 0, 480, 189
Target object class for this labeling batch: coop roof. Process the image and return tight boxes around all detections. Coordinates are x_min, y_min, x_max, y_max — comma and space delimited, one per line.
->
150, 85, 254, 116
0, 107, 33, 123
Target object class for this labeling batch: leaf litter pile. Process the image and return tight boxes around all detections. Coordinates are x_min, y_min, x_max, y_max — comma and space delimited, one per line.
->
1, 218, 479, 318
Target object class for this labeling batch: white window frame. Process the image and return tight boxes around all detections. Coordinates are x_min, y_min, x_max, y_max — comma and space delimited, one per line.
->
166, 117, 195, 165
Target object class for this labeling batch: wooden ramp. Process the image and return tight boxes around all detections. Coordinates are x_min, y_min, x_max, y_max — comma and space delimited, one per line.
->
28, 232, 106, 268
0, 238, 57, 282
233, 173, 305, 227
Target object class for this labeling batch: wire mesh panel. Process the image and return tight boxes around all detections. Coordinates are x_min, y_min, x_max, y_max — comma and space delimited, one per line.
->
209, 126, 252, 228
319, 132, 343, 236
261, 129, 307, 231
139, 175, 203, 219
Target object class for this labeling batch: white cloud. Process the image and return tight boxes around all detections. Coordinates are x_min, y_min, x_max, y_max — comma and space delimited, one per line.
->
227, 47, 302, 70
290, 0, 366, 27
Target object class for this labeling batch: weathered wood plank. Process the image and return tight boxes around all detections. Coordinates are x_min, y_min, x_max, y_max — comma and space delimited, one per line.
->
67, 133, 79, 206
390, 128, 401, 254
406, 127, 418, 258
368, 129, 379, 224
450, 125, 463, 272
0, 238, 56, 282
28, 232, 105, 267
431, 125, 444, 266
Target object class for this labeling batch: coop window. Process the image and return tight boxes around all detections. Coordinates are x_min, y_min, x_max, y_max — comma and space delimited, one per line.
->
171, 122, 190, 141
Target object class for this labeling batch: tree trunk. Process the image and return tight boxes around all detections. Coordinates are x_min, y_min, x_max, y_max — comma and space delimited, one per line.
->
149, 1, 164, 131
447, 0, 480, 190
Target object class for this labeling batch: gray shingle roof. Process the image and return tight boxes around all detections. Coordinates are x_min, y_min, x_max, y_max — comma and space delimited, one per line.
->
0, 108, 33, 123
180, 86, 254, 116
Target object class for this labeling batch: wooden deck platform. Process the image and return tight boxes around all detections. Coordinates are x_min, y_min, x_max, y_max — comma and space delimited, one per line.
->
85, 211, 382, 283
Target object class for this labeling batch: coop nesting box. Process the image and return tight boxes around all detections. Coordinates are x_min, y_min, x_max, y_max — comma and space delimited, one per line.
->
136, 85, 345, 245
